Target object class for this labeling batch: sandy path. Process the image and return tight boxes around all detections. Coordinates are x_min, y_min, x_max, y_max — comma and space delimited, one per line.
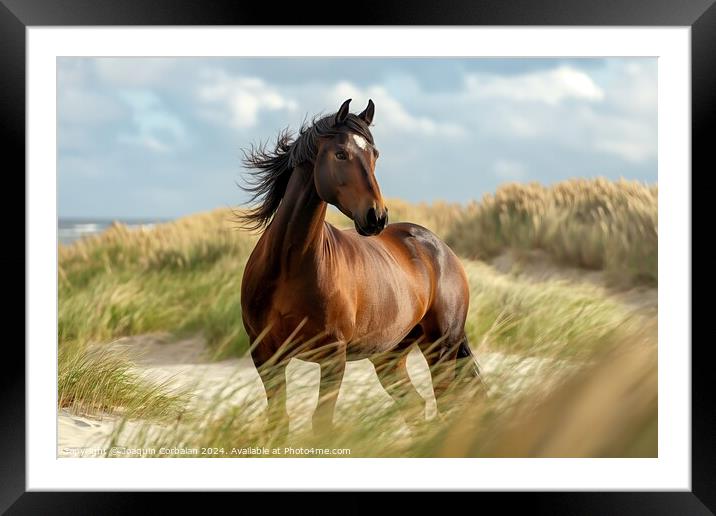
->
490, 249, 657, 312
58, 333, 566, 457
58, 335, 431, 456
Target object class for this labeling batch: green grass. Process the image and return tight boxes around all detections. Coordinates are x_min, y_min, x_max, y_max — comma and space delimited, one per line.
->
59, 340, 189, 421
59, 179, 656, 359
57, 178, 658, 456
102, 308, 656, 457
60, 256, 251, 359
463, 259, 651, 360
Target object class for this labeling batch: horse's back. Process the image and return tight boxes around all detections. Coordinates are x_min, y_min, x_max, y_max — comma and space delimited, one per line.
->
379, 222, 470, 340
380, 222, 465, 275
335, 220, 467, 287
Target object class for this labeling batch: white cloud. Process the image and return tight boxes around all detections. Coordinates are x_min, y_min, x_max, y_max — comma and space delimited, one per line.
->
59, 155, 107, 179
493, 159, 527, 181
591, 125, 655, 164
197, 70, 298, 129
606, 60, 658, 115
58, 88, 125, 125
465, 65, 605, 105
455, 63, 655, 164
578, 106, 656, 163
503, 114, 540, 138
330, 81, 465, 137
594, 140, 653, 163
58, 58, 658, 218
118, 90, 187, 153
58, 59, 92, 88
118, 134, 172, 153
57, 63, 126, 151
95, 58, 180, 87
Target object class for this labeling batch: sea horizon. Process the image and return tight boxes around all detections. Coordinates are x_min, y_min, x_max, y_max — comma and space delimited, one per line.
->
58, 217, 171, 245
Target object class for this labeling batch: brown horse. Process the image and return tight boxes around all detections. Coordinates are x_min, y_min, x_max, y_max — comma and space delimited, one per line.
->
240, 99, 480, 436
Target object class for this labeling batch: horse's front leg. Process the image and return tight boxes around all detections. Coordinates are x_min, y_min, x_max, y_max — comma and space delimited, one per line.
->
312, 344, 347, 434
256, 360, 290, 441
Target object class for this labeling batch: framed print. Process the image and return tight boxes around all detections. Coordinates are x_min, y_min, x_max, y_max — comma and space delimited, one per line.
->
5, 0, 710, 512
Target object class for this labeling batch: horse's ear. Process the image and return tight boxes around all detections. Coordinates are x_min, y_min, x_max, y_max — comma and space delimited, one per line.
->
334, 98, 351, 125
358, 99, 375, 126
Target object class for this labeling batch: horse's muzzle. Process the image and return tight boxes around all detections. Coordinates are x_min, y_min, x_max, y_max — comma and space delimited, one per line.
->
356, 207, 388, 236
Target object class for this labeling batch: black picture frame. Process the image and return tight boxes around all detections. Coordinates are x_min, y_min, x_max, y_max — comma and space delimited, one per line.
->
3, 0, 707, 512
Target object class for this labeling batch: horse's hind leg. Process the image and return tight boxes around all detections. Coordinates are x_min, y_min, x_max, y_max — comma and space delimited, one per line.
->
420, 333, 482, 415
370, 343, 426, 427
455, 337, 482, 382
312, 344, 347, 434
420, 337, 457, 414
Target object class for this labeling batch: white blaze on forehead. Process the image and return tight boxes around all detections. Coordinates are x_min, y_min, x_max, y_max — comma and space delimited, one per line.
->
351, 134, 369, 151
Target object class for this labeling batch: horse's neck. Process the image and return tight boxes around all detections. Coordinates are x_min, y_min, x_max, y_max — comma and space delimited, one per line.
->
264, 163, 327, 271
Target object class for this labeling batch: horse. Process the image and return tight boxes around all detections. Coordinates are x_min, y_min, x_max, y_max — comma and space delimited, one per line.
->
239, 99, 481, 437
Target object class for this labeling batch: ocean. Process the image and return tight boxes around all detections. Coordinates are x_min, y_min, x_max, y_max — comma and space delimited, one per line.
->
58, 218, 169, 245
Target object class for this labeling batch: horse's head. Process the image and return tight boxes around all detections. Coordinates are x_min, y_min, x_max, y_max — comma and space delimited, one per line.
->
314, 99, 388, 236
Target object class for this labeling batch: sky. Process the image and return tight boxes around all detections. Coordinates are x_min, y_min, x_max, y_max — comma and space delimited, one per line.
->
58, 57, 657, 219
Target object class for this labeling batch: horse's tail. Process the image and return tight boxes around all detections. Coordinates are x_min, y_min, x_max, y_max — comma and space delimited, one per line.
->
456, 337, 482, 380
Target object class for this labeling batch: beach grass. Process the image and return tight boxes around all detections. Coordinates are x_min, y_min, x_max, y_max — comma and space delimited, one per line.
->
58, 178, 658, 455
58, 339, 189, 422
445, 178, 658, 286
102, 310, 656, 458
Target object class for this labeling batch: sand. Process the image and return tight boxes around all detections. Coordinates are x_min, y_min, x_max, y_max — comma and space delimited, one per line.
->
490, 249, 657, 312
58, 334, 427, 456
58, 331, 574, 457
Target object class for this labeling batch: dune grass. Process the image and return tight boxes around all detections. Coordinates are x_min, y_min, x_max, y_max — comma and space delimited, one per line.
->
102, 303, 656, 458
463, 259, 652, 360
445, 179, 658, 286
58, 340, 189, 421
59, 178, 656, 358
59, 210, 256, 359
58, 178, 658, 455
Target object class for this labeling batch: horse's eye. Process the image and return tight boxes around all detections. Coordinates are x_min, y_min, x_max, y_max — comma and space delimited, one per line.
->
335, 151, 347, 161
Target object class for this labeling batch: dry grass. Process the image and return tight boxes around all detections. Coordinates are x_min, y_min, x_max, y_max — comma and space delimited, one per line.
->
445, 179, 657, 285
101, 321, 656, 458
58, 178, 658, 456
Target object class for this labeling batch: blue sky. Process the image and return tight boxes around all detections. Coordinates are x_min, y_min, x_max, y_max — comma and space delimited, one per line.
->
58, 57, 657, 219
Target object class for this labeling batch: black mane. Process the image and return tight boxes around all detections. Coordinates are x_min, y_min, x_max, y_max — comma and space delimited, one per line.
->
238, 112, 374, 231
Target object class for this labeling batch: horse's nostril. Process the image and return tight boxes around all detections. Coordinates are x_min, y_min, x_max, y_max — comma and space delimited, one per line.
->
366, 207, 378, 226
